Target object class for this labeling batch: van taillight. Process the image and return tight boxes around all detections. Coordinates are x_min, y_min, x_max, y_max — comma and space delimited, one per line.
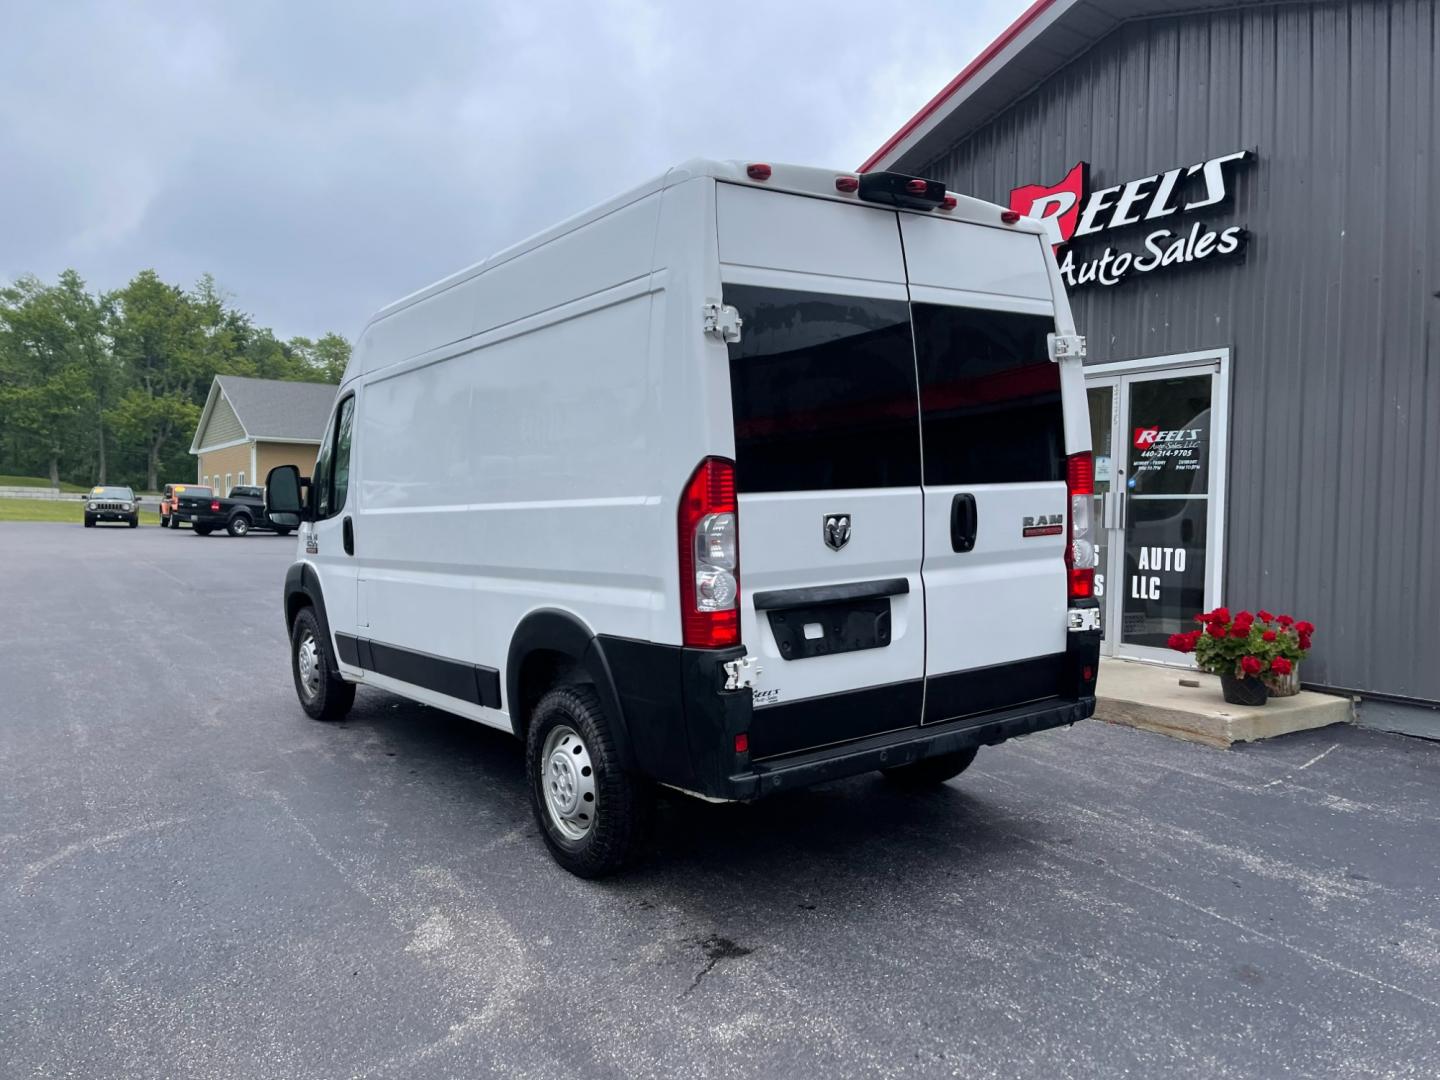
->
1065, 452, 1095, 599
678, 458, 739, 648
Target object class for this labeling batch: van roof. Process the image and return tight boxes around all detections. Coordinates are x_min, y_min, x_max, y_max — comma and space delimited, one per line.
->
363, 160, 1038, 332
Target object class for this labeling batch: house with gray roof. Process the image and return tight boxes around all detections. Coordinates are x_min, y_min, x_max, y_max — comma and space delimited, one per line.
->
188, 375, 337, 494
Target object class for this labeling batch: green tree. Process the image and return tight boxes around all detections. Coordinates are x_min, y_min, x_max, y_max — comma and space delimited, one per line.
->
1, 268, 348, 491
0, 272, 108, 485
107, 271, 212, 491
287, 332, 351, 383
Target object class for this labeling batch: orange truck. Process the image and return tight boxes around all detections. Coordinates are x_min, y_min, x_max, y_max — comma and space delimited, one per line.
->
158, 483, 212, 528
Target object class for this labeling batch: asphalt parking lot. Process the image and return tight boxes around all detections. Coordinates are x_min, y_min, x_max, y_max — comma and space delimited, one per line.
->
2, 522, 1438, 1079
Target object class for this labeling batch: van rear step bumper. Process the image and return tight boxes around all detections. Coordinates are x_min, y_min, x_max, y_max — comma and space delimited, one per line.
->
724, 694, 1095, 801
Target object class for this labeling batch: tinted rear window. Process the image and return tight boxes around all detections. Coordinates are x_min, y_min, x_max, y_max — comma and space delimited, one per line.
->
724, 285, 921, 493
912, 304, 1063, 486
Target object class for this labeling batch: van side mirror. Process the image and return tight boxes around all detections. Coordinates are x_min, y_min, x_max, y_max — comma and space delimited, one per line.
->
266, 465, 305, 527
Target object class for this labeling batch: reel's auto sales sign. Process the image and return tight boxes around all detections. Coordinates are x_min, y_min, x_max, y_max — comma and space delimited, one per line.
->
1009, 151, 1253, 289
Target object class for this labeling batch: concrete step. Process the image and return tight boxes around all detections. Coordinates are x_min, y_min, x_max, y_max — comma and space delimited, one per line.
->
1094, 657, 1353, 748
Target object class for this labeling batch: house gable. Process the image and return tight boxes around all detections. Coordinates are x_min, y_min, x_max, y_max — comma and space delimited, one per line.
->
197, 391, 247, 450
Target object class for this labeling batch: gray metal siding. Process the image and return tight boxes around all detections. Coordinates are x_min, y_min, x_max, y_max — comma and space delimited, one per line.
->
920, 0, 1439, 702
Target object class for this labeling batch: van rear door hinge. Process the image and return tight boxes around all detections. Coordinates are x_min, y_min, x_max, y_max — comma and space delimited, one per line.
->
721, 655, 762, 692
703, 302, 743, 344
1047, 332, 1086, 363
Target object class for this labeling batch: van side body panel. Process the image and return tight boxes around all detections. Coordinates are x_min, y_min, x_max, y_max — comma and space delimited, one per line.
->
351, 191, 672, 733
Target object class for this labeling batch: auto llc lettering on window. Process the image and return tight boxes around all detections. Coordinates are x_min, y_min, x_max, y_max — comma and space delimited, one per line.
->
1131, 545, 1190, 601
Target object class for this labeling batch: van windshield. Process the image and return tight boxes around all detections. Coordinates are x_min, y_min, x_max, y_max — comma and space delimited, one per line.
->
724, 284, 1063, 492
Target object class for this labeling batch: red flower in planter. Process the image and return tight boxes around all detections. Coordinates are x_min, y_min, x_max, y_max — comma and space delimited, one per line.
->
1208, 623, 1227, 639
1262, 630, 1277, 642
1240, 656, 1263, 676
1167, 631, 1200, 653
1298, 632, 1313, 651
1271, 657, 1292, 674
1258, 610, 1274, 623
1230, 624, 1250, 638
1211, 607, 1231, 625
1277, 615, 1295, 627
1295, 621, 1315, 636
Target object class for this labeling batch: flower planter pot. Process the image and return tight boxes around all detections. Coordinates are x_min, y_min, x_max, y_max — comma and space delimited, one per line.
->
1263, 665, 1301, 697
1220, 673, 1269, 707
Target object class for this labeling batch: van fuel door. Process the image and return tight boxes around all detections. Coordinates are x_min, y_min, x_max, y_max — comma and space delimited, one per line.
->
703, 302, 743, 344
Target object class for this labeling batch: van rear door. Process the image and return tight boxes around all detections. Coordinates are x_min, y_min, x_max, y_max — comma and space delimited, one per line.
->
898, 215, 1070, 722
718, 183, 925, 758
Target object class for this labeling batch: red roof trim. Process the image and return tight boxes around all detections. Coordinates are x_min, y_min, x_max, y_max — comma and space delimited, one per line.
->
858, 0, 1063, 173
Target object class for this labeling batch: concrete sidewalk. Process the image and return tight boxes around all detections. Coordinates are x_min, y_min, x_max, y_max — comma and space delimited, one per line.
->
1096, 656, 1354, 748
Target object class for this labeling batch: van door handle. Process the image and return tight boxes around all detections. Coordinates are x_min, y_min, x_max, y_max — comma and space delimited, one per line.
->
342, 515, 354, 556
950, 493, 977, 553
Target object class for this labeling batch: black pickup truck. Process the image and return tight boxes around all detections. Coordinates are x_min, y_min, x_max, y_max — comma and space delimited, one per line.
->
177, 485, 295, 538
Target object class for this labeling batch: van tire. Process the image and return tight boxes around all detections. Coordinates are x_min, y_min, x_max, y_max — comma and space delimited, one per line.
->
526, 684, 650, 878
290, 606, 355, 722
880, 748, 978, 788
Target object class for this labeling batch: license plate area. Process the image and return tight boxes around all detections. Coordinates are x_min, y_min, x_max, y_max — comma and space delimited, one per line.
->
765, 597, 892, 661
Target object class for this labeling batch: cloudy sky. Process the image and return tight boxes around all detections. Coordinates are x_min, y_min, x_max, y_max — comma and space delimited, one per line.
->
2, 1, 1026, 340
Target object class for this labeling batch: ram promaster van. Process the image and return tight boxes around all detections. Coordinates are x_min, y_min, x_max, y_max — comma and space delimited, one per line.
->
265, 160, 1101, 876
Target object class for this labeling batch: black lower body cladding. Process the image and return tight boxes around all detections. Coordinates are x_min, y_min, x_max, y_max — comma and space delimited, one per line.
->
598, 617, 1101, 802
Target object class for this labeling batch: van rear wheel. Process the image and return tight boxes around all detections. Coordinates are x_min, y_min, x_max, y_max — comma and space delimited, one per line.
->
880, 748, 978, 788
290, 606, 355, 722
526, 685, 650, 878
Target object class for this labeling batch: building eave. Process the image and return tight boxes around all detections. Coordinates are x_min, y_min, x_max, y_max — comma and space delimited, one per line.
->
860, 0, 1279, 175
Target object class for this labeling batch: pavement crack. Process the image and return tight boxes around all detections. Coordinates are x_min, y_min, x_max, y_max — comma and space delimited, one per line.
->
681, 935, 754, 997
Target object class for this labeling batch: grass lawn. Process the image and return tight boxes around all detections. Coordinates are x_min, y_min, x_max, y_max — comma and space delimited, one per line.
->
0, 474, 95, 493
0, 498, 163, 524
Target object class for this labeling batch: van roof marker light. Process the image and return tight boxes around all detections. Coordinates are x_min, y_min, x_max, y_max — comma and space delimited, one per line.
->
1001, 209, 1022, 224
940, 195, 957, 210
746, 163, 772, 181
835, 175, 859, 193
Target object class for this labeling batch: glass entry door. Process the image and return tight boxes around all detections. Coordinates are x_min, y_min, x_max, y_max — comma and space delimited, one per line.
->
1084, 354, 1228, 661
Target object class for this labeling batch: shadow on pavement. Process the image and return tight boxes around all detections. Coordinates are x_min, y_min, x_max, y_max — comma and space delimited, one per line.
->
333, 684, 1043, 897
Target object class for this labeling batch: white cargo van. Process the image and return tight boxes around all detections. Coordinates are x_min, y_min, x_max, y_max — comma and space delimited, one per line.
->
265, 160, 1102, 877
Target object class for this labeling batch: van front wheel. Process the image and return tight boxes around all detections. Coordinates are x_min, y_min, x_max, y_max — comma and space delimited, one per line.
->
290, 606, 355, 722
880, 748, 978, 788
526, 685, 650, 878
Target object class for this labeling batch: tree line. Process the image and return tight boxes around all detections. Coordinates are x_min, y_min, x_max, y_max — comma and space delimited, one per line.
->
0, 269, 349, 492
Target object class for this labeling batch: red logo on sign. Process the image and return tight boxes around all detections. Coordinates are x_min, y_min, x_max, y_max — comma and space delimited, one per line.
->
1133, 426, 1160, 449
1010, 161, 1088, 248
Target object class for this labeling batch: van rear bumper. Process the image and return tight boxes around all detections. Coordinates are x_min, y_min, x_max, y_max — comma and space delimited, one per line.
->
598, 620, 1100, 802
728, 693, 1095, 800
